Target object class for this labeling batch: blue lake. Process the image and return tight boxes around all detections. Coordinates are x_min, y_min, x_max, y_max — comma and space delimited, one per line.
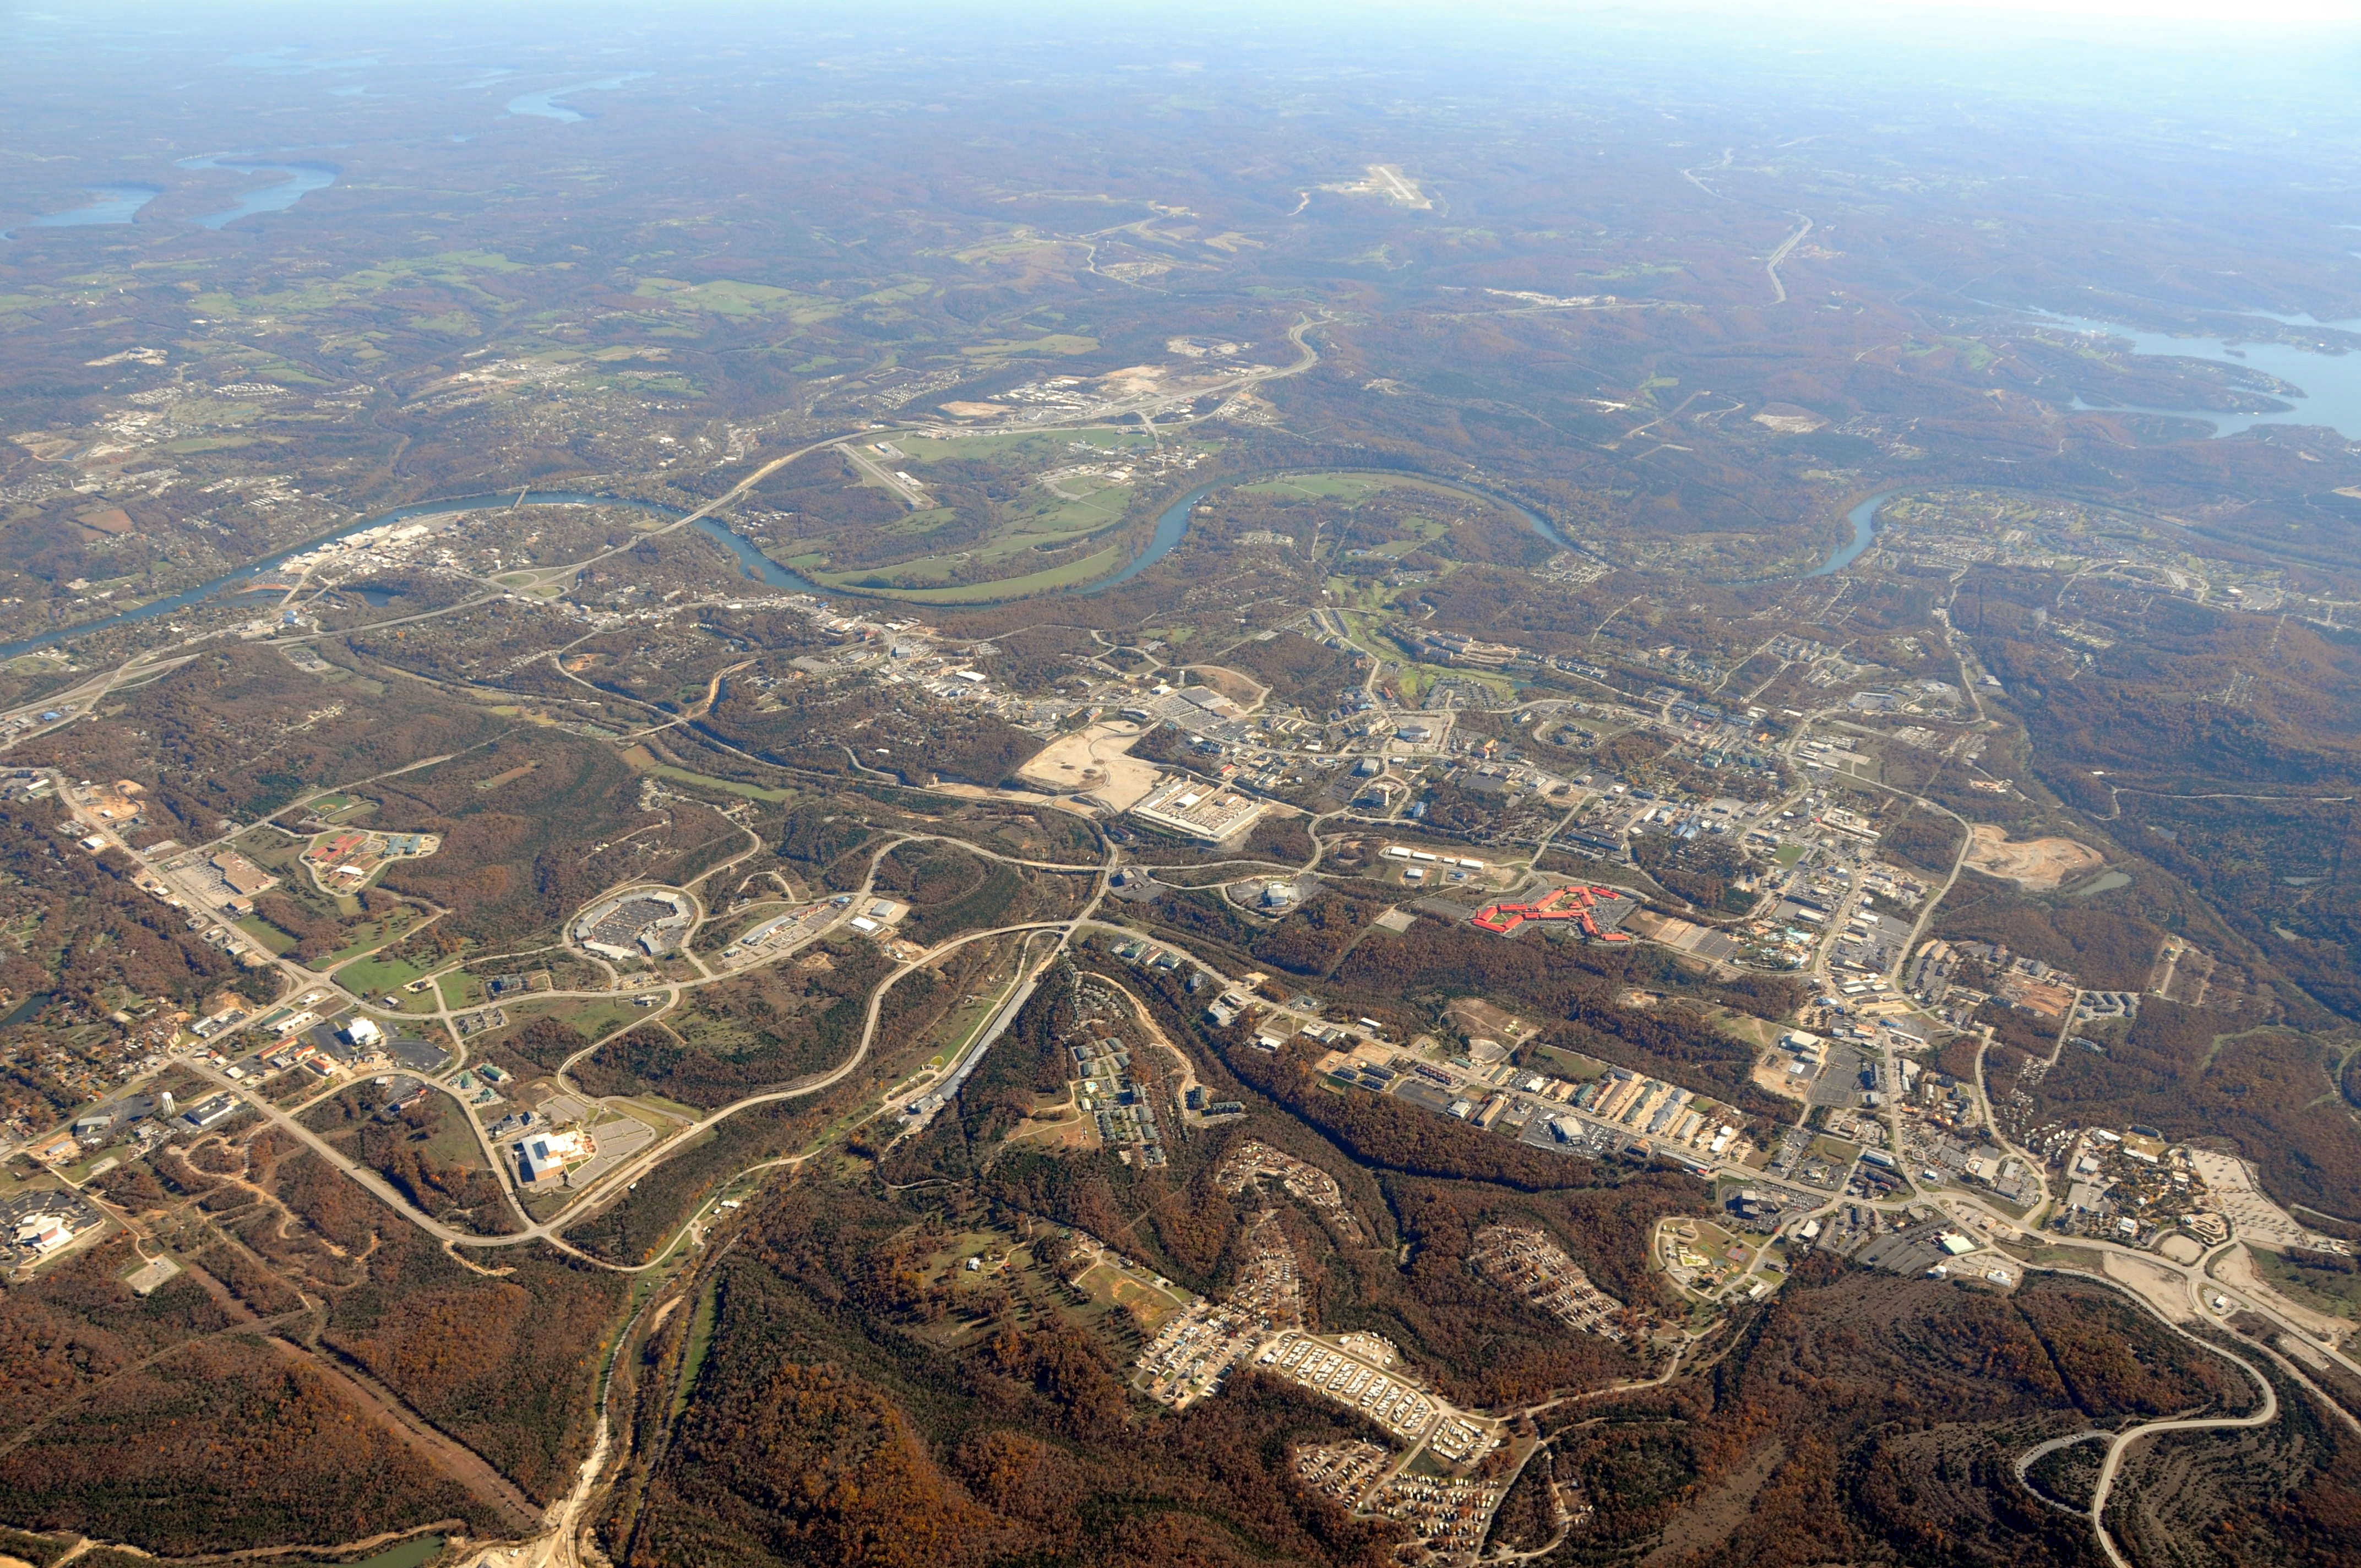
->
2038, 311, 2361, 439
507, 73, 650, 122
178, 155, 339, 229
2, 183, 160, 240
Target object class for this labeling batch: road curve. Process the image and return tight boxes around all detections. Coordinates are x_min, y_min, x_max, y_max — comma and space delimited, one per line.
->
2025, 1266, 2279, 1568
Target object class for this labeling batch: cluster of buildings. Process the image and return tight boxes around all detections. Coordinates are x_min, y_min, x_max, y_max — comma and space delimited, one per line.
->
1467, 1224, 1626, 1339
719, 901, 835, 965
1374, 843, 1494, 891
300, 827, 440, 889
1182, 1085, 1246, 1119
184, 849, 276, 918
1213, 1140, 1366, 1243
0, 706, 77, 741
1134, 1219, 1304, 1407
1910, 939, 2083, 1024
1306, 1028, 1755, 1179
1545, 1068, 1749, 1163
1466, 883, 1633, 941
1361, 1469, 1509, 1559
1069, 1029, 1165, 1167
1294, 1440, 1393, 1506
1428, 1415, 1500, 1467
573, 889, 694, 960
1393, 627, 1527, 669
2048, 1127, 2211, 1247
1259, 1331, 1441, 1441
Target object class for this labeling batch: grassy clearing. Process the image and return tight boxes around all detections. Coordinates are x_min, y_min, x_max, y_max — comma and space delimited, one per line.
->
895, 428, 1150, 465
236, 916, 298, 955
2250, 1248, 2361, 1321
819, 544, 1127, 605
1242, 472, 1408, 502
672, 1278, 722, 1418
1069, 1258, 1190, 1334
333, 950, 434, 998
515, 995, 652, 1044
1532, 1044, 1612, 1082
1712, 1010, 1783, 1049
619, 1092, 707, 1128
632, 277, 840, 321
960, 333, 1098, 357
417, 1101, 494, 1168
619, 754, 799, 804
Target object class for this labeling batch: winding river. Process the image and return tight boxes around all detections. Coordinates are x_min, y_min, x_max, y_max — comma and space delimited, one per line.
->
6, 468, 1586, 657
1810, 491, 1892, 577
1095, 466, 1580, 595
0, 490, 689, 660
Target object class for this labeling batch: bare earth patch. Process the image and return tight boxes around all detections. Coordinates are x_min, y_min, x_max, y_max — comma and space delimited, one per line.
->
1015, 721, 1161, 811
1962, 825, 2105, 890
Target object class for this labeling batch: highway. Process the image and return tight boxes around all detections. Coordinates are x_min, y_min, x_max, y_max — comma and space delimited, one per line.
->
1764, 213, 1811, 304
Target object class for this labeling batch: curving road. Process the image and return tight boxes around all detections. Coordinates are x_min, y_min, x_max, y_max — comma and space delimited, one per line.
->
2054, 1277, 2278, 1568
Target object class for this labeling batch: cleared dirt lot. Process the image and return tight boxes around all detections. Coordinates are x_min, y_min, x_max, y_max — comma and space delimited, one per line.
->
1016, 721, 1161, 810
2212, 1245, 2351, 1343
1962, 825, 2104, 890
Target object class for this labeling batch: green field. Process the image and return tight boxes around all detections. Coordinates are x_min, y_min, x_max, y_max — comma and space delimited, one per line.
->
673, 1278, 723, 1418
788, 428, 1211, 601
236, 916, 298, 955
893, 428, 1151, 465
333, 951, 435, 998
959, 332, 1098, 357
1242, 472, 1410, 501
621, 753, 800, 804
513, 994, 654, 1046
818, 543, 1128, 604
291, 1536, 445, 1568
619, 1093, 707, 1127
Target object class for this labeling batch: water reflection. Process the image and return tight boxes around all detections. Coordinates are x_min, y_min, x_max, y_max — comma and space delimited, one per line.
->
178, 155, 339, 229
507, 73, 650, 122
1, 183, 160, 240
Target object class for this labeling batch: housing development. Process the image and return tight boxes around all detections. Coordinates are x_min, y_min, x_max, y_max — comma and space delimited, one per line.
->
0, 15, 2356, 1568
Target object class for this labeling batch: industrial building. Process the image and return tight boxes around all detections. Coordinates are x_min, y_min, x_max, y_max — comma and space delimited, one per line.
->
1129, 775, 1267, 842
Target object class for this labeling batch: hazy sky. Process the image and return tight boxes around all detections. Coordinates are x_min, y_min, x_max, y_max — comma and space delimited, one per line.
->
1668, 0, 2357, 25
1888, 0, 2351, 17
